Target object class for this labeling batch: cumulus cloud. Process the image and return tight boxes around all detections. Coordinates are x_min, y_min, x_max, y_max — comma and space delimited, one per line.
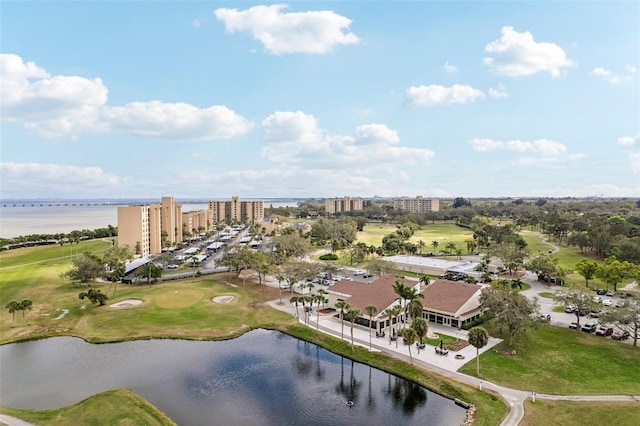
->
618, 134, 639, 147
261, 111, 434, 167
618, 134, 640, 176
443, 61, 458, 73
483, 26, 575, 77
590, 66, 637, 84
0, 53, 252, 140
214, 4, 360, 54
488, 83, 508, 98
0, 162, 120, 197
406, 84, 485, 107
101, 101, 253, 140
469, 137, 568, 158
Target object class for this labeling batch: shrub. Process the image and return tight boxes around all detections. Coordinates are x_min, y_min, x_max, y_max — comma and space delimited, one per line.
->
319, 253, 338, 261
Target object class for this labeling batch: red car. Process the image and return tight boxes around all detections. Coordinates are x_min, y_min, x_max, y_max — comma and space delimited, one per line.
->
595, 326, 613, 336
612, 331, 630, 340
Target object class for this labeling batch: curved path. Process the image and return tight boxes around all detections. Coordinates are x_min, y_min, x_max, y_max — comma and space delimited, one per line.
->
269, 300, 640, 426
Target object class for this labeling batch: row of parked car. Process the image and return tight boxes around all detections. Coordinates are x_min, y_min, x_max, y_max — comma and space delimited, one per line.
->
570, 321, 630, 340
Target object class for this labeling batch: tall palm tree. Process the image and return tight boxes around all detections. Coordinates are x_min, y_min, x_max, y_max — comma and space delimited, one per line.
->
401, 328, 417, 364
407, 299, 424, 324
468, 326, 490, 376
315, 291, 327, 332
402, 287, 424, 328
418, 240, 425, 254
418, 275, 431, 287
335, 301, 350, 340
412, 318, 428, 354
365, 305, 378, 350
390, 305, 402, 348
345, 308, 361, 352
290, 296, 301, 320
431, 240, 439, 253
392, 280, 408, 323
383, 307, 394, 345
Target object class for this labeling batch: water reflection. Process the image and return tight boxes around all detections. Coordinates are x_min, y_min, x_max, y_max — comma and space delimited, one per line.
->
0, 330, 465, 426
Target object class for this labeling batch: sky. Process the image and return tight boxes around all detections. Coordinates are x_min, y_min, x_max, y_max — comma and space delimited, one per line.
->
1, 1, 639, 200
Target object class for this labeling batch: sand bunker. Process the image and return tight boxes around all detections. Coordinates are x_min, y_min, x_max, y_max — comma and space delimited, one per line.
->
213, 295, 235, 304
53, 309, 69, 320
110, 299, 143, 308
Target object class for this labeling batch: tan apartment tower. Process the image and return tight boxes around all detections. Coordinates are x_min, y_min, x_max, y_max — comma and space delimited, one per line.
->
161, 196, 183, 244
117, 204, 161, 256
182, 209, 214, 236
393, 196, 440, 213
208, 196, 264, 224
325, 196, 364, 214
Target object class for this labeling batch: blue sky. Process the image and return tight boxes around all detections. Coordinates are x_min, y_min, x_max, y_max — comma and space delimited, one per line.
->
1, 1, 638, 200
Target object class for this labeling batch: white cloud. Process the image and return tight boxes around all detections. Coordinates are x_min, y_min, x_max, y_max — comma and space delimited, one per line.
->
0, 162, 120, 197
488, 83, 508, 98
483, 26, 575, 77
443, 61, 458, 73
260, 111, 434, 167
590, 67, 635, 84
101, 101, 253, 140
214, 4, 360, 54
618, 134, 640, 175
0, 54, 252, 140
470, 137, 567, 157
1, 53, 108, 138
618, 134, 639, 147
469, 138, 504, 152
569, 153, 587, 160
406, 84, 485, 107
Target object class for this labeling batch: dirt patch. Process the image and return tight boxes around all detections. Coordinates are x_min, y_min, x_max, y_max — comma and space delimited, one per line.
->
110, 299, 143, 308
213, 295, 235, 304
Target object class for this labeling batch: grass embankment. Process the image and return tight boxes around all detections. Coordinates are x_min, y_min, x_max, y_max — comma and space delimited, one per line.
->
283, 324, 507, 426
521, 400, 640, 426
458, 325, 640, 395
0, 389, 175, 426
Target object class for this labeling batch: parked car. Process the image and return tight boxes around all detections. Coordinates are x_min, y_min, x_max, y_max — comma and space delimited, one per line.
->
596, 289, 606, 295
581, 322, 597, 333
595, 326, 613, 336
569, 322, 579, 329
593, 296, 602, 303
589, 310, 601, 318
614, 300, 626, 308
612, 330, 630, 340
353, 270, 364, 276
620, 292, 629, 299
605, 290, 616, 297
602, 299, 613, 307
564, 306, 575, 314
362, 272, 373, 278
540, 314, 551, 322
167, 264, 179, 269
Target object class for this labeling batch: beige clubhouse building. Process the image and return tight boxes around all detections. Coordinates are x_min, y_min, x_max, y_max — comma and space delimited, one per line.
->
118, 196, 264, 256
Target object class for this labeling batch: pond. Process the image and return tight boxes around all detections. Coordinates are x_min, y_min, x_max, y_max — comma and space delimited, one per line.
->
0, 329, 466, 425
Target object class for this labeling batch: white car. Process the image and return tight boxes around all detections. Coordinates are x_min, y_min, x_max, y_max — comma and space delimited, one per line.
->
602, 299, 613, 306
593, 296, 602, 303
354, 270, 364, 276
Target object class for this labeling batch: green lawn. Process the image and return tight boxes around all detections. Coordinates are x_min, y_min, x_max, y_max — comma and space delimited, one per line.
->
356, 223, 474, 251
458, 325, 640, 394
539, 292, 554, 298
521, 400, 640, 426
0, 389, 175, 426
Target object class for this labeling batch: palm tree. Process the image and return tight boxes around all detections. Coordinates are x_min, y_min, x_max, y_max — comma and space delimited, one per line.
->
401, 328, 417, 364
407, 299, 423, 324
431, 240, 439, 253
418, 240, 425, 254
335, 301, 350, 340
402, 287, 424, 328
315, 291, 327, 332
412, 318, 428, 354
276, 272, 286, 303
345, 308, 361, 352
444, 242, 457, 256
365, 305, 378, 350
5, 301, 20, 321
418, 275, 431, 287
392, 280, 408, 326
468, 326, 490, 376
390, 304, 402, 348
290, 296, 301, 320
19, 299, 32, 319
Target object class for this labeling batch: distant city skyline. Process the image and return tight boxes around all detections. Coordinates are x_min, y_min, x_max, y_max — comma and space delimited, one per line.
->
1, 1, 638, 199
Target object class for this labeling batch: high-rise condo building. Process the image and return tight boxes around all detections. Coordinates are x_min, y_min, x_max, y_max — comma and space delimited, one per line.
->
208, 196, 264, 224
324, 196, 364, 214
393, 196, 440, 212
